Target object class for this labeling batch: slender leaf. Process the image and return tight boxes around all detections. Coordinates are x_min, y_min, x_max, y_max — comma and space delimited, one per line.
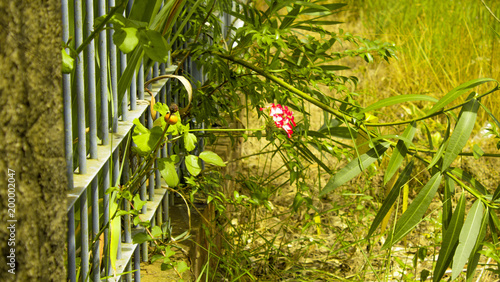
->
318, 65, 350, 72
383, 172, 442, 249
361, 95, 438, 114
488, 210, 500, 245
479, 100, 500, 130
442, 99, 479, 171
493, 182, 500, 201
367, 160, 414, 238
320, 142, 390, 196
442, 176, 455, 231
318, 126, 355, 139
465, 207, 488, 282
433, 194, 465, 282
449, 167, 487, 195
427, 78, 496, 115
452, 200, 485, 280
472, 144, 484, 159
384, 121, 417, 185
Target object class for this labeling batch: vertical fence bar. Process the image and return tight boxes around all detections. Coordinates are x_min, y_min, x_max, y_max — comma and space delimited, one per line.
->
112, 150, 121, 259
102, 161, 111, 276
109, 0, 119, 133
121, 51, 128, 120
98, 0, 109, 145
62, 0, 73, 190
62, 0, 75, 280
91, 177, 100, 281
80, 187, 89, 280
134, 245, 141, 281
137, 59, 149, 262
68, 207, 76, 282
86, 0, 98, 158
75, 0, 87, 174
127, 0, 136, 112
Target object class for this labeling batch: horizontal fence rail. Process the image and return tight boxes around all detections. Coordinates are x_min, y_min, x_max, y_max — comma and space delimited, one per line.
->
62, 0, 205, 281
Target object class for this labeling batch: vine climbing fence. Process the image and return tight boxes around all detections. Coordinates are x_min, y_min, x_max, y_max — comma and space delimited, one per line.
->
62, 0, 216, 280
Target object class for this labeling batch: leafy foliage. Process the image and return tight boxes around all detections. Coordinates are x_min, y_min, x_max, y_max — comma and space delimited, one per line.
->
67, 0, 500, 280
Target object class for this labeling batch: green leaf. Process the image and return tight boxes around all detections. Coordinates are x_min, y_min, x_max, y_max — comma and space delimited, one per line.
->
383, 172, 442, 249
199, 151, 225, 167
185, 155, 202, 176
367, 160, 414, 238
158, 158, 179, 187
320, 142, 390, 196
153, 102, 170, 117
318, 65, 351, 72
129, 0, 162, 23
132, 232, 151, 244
442, 99, 479, 172
139, 29, 169, 63
384, 122, 417, 185
449, 167, 487, 195
427, 78, 496, 115
151, 225, 162, 238
472, 144, 484, 159
465, 207, 488, 282
132, 124, 164, 156
133, 194, 147, 211
184, 132, 197, 152
317, 127, 355, 139
360, 95, 438, 114
433, 193, 465, 282
176, 261, 189, 273
442, 176, 455, 231
62, 49, 74, 73
114, 27, 139, 53
452, 200, 485, 280
492, 182, 500, 201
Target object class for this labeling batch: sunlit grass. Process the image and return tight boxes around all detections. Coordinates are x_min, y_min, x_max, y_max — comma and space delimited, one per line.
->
348, 0, 500, 124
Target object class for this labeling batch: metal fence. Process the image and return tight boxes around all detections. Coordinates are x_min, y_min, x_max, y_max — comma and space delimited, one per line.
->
62, 1, 205, 281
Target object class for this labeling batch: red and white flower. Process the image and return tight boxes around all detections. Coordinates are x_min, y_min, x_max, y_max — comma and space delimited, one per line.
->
260, 103, 296, 138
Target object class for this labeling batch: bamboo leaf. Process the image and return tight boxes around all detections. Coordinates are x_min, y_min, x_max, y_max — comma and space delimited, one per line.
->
427, 78, 496, 115
452, 200, 485, 280
465, 207, 488, 282
442, 176, 455, 231
492, 182, 500, 201
360, 95, 438, 114
433, 194, 465, 282
383, 172, 442, 250
317, 65, 351, 72
442, 99, 480, 172
449, 167, 487, 195
367, 160, 414, 238
320, 142, 390, 196
384, 122, 417, 185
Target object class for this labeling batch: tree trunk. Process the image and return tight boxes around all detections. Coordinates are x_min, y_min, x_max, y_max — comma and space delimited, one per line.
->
0, 1, 66, 281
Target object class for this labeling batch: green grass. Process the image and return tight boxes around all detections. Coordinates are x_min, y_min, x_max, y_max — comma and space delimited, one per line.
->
349, 0, 500, 123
